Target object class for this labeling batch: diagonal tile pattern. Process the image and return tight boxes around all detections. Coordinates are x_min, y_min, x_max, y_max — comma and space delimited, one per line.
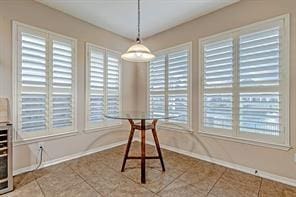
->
4, 142, 296, 197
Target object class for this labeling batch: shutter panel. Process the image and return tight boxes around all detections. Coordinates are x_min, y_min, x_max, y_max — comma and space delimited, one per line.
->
239, 27, 280, 87
149, 55, 165, 116
150, 95, 165, 116
168, 50, 188, 123
20, 32, 47, 132
168, 50, 188, 91
202, 39, 233, 130
203, 93, 233, 129
107, 52, 120, 115
203, 39, 233, 89
88, 48, 105, 123
149, 56, 166, 92
52, 40, 73, 128
239, 27, 281, 136
168, 94, 187, 123
239, 93, 280, 136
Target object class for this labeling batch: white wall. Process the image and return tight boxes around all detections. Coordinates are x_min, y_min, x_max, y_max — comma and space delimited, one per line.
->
136, 0, 296, 181
1, 0, 296, 184
0, 0, 136, 172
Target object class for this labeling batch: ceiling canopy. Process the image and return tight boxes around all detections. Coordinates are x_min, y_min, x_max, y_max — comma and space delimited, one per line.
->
37, 0, 239, 40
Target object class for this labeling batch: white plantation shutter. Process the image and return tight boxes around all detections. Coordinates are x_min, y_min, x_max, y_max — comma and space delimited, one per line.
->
239, 93, 280, 136
168, 50, 189, 123
87, 47, 105, 124
148, 43, 192, 129
85, 44, 121, 129
202, 39, 233, 131
14, 23, 77, 140
52, 40, 74, 129
203, 93, 233, 130
239, 27, 280, 87
149, 55, 165, 117
200, 16, 289, 145
106, 52, 120, 115
239, 27, 281, 136
203, 39, 233, 89
19, 32, 47, 133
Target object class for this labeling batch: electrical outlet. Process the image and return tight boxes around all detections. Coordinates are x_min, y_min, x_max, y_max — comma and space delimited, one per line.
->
37, 142, 44, 150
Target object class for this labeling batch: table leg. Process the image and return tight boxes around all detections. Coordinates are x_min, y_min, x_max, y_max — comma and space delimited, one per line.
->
121, 119, 135, 172
151, 120, 165, 171
141, 119, 146, 184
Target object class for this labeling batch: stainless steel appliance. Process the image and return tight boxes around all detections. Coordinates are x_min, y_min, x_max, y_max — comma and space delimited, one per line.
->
0, 124, 13, 194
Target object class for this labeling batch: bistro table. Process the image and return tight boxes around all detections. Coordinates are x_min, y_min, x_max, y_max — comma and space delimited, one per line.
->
104, 111, 177, 184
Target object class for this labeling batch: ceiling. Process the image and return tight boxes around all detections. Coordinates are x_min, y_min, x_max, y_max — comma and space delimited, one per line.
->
37, 0, 239, 40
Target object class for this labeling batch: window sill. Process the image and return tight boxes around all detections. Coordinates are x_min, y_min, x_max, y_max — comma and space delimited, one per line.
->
14, 130, 79, 146
198, 131, 291, 151
158, 123, 193, 133
84, 124, 123, 133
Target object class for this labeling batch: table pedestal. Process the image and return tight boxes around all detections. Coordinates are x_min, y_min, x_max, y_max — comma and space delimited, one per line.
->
121, 119, 165, 184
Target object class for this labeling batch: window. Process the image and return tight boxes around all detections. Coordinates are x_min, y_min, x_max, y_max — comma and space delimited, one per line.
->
13, 22, 77, 141
199, 15, 289, 146
85, 43, 121, 130
148, 43, 192, 130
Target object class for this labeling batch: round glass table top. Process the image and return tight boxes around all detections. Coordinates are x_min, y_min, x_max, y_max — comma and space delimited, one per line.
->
104, 111, 180, 120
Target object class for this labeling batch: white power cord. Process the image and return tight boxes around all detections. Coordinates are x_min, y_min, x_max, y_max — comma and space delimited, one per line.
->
34, 146, 44, 170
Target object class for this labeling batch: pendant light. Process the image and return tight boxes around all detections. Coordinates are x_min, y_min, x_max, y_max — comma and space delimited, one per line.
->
121, 0, 155, 62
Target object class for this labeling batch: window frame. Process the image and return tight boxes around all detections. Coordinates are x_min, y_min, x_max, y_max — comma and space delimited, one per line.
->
147, 42, 193, 131
12, 21, 78, 142
84, 42, 122, 132
198, 14, 290, 147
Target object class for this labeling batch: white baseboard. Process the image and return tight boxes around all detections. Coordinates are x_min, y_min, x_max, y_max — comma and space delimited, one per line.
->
14, 138, 296, 188
13, 140, 128, 176
140, 139, 296, 187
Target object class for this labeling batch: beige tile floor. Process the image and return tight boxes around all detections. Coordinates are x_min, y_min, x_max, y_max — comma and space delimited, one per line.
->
3, 142, 296, 197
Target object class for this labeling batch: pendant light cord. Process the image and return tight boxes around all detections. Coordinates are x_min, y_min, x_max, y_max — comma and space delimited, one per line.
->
137, 0, 141, 43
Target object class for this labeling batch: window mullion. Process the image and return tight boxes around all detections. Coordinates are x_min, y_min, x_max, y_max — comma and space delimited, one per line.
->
104, 50, 108, 118
164, 55, 169, 122
233, 35, 240, 137
48, 35, 53, 133
16, 29, 22, 134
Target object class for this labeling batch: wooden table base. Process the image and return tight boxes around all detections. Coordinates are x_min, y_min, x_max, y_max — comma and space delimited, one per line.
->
121, 119, 165, 184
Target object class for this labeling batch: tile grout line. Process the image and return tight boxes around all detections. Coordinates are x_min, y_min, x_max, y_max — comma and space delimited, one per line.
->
118, 159, 170, 195
155, 167, 190, 195
34, 177, 46, 197
31, 170, 47, 197
68, 164, 106, 197
206, 168, 227, 196
257, 177, 263, 197
147, 149, 204, 195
